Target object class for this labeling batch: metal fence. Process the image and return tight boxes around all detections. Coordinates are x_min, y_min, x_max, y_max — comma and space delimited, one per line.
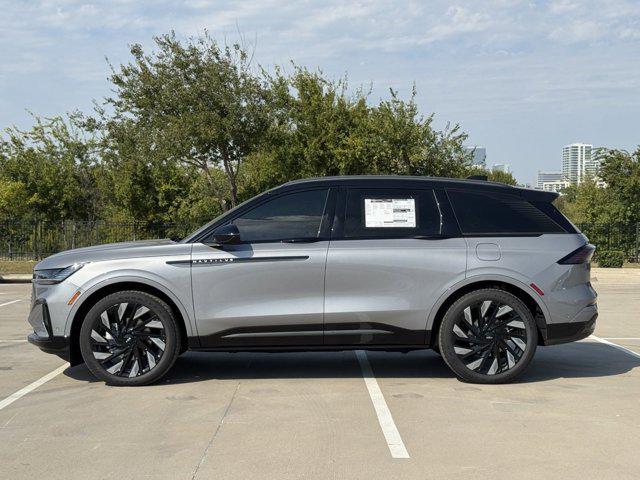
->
0, 221, 199, 261
0, 220, 638, 262
576, 223, 640, 263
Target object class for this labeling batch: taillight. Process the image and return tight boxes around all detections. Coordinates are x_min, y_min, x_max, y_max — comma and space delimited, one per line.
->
558, 244, 595, 265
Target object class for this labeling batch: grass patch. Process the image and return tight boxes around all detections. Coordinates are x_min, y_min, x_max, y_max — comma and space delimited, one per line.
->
0, 260, 36, 275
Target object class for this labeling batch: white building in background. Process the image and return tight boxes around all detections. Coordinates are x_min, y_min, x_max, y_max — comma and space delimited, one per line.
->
464, 146, 487, 168
492, 163, 511, 174
562, 143, 600, 184
541, 180, 571, 194
536, 171, 563, 189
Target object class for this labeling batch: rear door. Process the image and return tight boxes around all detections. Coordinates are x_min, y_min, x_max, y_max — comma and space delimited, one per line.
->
323, 187, 467, 346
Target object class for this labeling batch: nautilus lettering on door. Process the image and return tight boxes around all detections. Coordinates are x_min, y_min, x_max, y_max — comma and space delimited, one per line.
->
166, 256, 309, 266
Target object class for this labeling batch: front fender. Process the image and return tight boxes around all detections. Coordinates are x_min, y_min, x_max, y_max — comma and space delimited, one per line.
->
63, 270, 196, 338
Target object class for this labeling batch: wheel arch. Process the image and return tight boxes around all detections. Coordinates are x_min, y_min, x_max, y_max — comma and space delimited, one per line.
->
67, 280, 193, 365
427, 277, 549, 348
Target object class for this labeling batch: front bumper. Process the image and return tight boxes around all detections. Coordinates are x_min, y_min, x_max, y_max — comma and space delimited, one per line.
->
27, 298, 71, 362
27, 333, 71, 361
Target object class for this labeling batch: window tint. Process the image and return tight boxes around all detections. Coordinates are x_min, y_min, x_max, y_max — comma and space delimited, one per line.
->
231, 189, 329, 242
344, 188, 442, 238
447, 190, 565, 235
531, 201, 577, 233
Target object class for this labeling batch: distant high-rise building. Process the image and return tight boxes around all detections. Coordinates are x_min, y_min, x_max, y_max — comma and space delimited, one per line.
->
464, 146, 486, 167
562, 143, 599, 184
536, 171, 563, 189
541, 180, 571, 194
492, 163, 511, 174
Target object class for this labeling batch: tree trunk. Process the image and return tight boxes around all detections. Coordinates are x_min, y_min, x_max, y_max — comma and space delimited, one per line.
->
200, 162, 228, 212
220, 144, 238, 208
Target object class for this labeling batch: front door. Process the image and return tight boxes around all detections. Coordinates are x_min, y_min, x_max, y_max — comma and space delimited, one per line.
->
191, 188, 333, 348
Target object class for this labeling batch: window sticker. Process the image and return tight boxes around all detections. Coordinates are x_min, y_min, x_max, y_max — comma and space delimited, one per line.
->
364, 198, 416, 228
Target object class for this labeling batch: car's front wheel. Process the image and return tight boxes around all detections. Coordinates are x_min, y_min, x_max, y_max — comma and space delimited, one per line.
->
438, 288, 538, 384
79, 290, 181, 386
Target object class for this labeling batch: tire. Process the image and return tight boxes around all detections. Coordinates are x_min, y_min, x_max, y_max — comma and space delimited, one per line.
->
79, 290, 181, 386
438, 288, 538, 384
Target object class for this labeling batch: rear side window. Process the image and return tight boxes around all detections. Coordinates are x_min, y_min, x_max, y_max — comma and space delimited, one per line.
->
447, 190, 566, 235
344, 188, 442, 238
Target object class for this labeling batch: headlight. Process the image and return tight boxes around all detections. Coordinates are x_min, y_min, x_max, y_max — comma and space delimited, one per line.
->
33, 263, 87, 285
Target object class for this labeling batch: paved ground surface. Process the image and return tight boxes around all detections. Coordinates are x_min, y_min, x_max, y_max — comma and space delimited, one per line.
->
1, 269, 639, 479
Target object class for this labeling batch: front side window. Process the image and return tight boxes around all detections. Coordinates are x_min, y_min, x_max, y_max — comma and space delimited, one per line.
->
344, 188, 442, 238
231, 189, 329, 243
447, 190, 565, 235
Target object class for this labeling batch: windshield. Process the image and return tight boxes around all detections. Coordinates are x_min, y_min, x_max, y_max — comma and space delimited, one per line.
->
180, 190, 271, 243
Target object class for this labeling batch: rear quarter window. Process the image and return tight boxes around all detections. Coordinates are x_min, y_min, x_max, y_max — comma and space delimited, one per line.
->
447, 189, 566, 235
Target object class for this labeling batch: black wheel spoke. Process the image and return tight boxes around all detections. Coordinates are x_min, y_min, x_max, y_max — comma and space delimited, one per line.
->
460, 343, 491, 359
130, 315, 161, 333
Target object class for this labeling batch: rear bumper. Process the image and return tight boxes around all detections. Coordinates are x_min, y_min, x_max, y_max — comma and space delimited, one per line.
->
541, 304, 598, 346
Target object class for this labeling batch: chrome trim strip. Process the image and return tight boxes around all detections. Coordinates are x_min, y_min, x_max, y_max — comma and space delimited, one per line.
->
223, 330, 323, 338
168, 256, 309, 266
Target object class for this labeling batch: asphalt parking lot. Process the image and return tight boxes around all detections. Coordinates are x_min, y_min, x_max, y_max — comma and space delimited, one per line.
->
1, 270, 639, 480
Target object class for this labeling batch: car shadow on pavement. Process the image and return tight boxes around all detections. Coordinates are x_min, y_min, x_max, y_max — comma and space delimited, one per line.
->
63, 341, 640, 385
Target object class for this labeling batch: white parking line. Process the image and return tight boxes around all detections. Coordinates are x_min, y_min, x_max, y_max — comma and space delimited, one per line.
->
0, 339, 28, 343
0, 299, 22, 308
0, 363, 69, 411
589, 335, 640, 359
602, 337, 640, 341
356, 350, 410, 459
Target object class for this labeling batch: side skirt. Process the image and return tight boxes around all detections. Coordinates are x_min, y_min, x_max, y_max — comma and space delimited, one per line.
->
188, 344, 431, 354
192, 323, 431, 350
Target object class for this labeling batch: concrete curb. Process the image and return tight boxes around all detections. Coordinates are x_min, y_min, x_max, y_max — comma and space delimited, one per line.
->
0, 274, 32, 283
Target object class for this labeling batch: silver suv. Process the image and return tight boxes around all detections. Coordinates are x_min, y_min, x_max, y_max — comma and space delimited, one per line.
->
27, 176, 597, 385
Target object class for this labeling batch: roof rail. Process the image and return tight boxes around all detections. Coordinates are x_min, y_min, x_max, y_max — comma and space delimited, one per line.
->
466, 175, 488, 181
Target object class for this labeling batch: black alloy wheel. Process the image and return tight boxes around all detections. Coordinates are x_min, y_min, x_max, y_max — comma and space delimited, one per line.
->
80, 291, 180, 386
439, 288, 538, 384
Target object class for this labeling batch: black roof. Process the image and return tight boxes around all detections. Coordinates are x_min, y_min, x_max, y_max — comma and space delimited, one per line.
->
278, 175, 557, 201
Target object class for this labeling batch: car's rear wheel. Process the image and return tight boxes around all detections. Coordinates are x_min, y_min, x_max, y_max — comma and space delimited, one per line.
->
79, 291, 180, 386
438, 288, 537, 384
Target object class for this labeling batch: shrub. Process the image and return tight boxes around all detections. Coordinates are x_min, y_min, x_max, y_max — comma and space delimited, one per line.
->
596, 250, 625, 268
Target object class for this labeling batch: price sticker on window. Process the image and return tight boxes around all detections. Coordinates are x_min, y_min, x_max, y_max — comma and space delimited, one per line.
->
364, 198, 416, 228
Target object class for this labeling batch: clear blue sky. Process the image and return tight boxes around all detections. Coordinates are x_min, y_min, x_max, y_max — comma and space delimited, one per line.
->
2, 0, 639, 184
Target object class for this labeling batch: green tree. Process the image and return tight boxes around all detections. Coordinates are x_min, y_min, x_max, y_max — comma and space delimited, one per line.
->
0, 113, 100, 222
559, 147, 640, 226
467, 167, 518, 186
0, 180, 30, 222
559, 181, 609, 224
105, 32, 270, 210
598, 147, 640, 224
245, 68, 471, 195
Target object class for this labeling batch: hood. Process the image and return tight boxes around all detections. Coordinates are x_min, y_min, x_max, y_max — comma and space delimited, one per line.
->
34, 239, 188, 270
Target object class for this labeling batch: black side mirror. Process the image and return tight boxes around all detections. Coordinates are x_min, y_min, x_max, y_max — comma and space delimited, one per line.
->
210, 224, 241, 245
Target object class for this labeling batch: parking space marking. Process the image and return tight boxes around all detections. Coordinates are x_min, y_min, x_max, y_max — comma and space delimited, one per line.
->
589, 335, 640, 359
602, 337, 640, 341
0, 299, 22, 308
0, 363, 69, 411
356, 350, 410, 459
0, 339, 28, 343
